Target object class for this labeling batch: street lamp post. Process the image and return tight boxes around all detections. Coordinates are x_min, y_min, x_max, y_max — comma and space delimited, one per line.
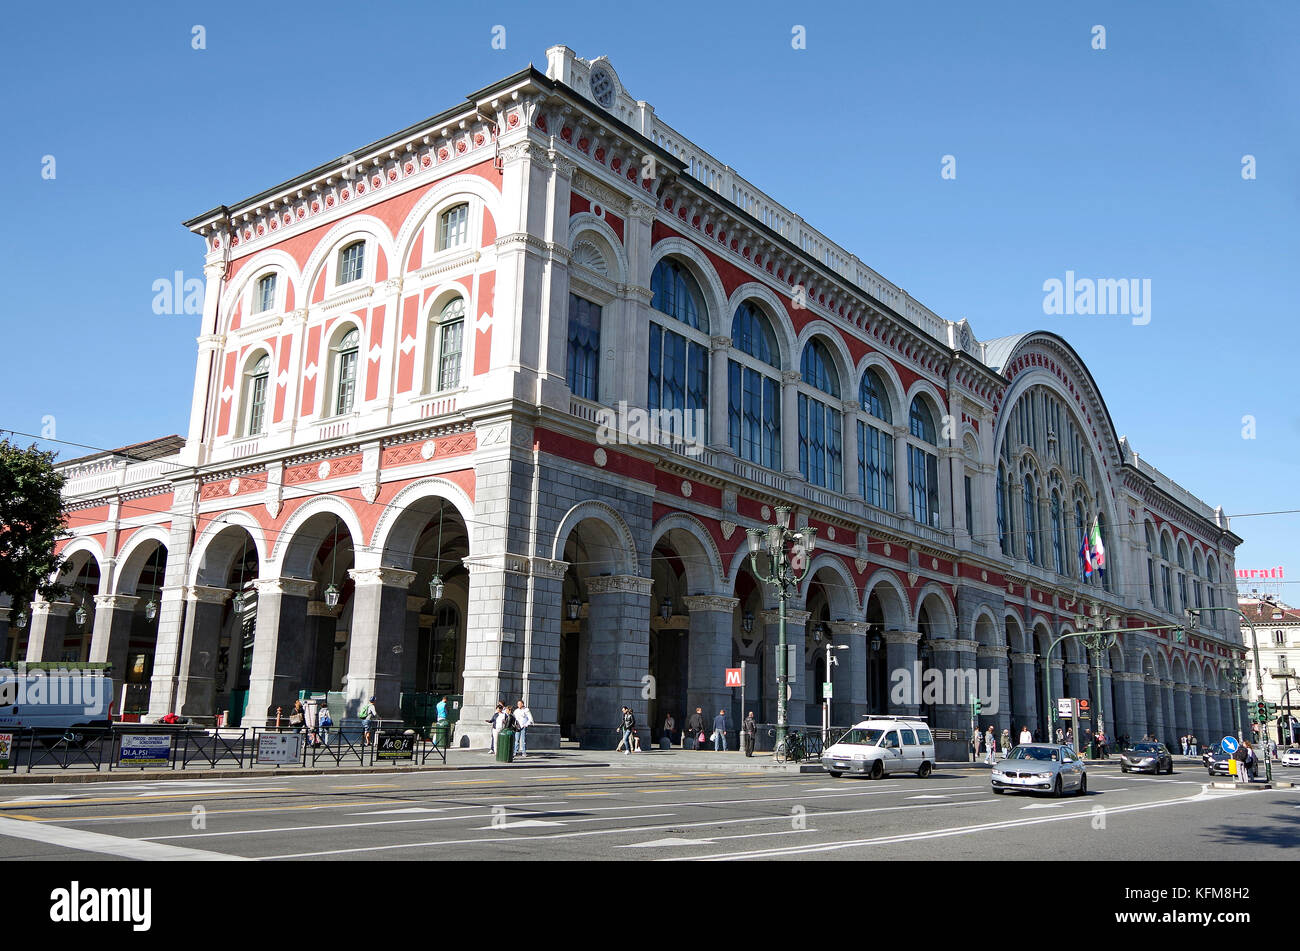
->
814, 624, 847, 745
1219, 655, 1246, 740
1191, 601, 1278, 785
747, 505, 816, 752
1270, 670, 1297, 746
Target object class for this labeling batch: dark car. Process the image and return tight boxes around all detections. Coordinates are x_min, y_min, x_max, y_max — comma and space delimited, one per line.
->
1201, 742, 1223, 768
1206, 747, 1234, 777
1119, 742, 1173, 774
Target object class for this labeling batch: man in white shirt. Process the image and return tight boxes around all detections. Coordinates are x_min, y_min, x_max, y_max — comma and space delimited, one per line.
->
1019, 725, 1033, 746
513, 700, 533, 758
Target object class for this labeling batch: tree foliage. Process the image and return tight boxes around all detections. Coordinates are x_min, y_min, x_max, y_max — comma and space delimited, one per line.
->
0, 439, 69, 607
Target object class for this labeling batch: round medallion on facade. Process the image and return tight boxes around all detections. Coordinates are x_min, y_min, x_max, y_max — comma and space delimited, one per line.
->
761, 505, 771, 521
507, 113, 519, 128
981, 570, 988, 582
228, 478, 239, 496
388, 168, 398, 180
931, 557, 938, 570
341, 189, 350, 200
404, 162, 414, 174
421, 155, 432, 167
590, 66, 616, 108
317, 461, 330, 480
591, 202, 604, 220
325, 195, 334, 207
311, 201, 320, 213
681, 481, 692, 498
420, 441, 436, 460
593, 448, 607, 467
884, 544, 891, 557
827, 526, 836, 541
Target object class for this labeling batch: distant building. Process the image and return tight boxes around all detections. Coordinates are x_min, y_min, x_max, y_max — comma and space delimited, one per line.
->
1239, 596, 1300, 744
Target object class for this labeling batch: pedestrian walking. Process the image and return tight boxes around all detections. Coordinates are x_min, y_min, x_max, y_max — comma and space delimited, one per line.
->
1234, 742, 1250, 782
290, 698, 306, 739
662, 713, 676, 750
617, 705, 636, 754
488, 701, 506, 752
513, 700, 533, 758
971, 728, 982, 761
1001, 728, 1011, 755
1191, 735, 1199, 756
361, 696, 379, 746
316, 703, 332, 745
984, 726, 996, 764
743, 711, 757, 757
713, 709, 729, 751
1019, 725, 1032, 746
686, 706, 706, 751
1246, 742, 1258, 780
1096, 729, 1107, 758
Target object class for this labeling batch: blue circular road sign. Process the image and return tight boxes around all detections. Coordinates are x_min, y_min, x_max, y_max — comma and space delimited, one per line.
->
1221, 735, 1239, 753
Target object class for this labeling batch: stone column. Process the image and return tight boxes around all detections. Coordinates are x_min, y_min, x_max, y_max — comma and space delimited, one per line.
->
684, 595, 737, 735
401, 595, 424, 692
1144, 675, 1165, 742
1009, 652, 1039, 737
840, 401, 859, 498
89, 595, 140, 684
1097, 667, 1116, 741
828, 620, 867, 727
174, 585, 231, 718
1189, 686, 1208, 748
577, 574, 652, 748
976, 644, 1010, 733
1173, 683, 1192, 747
763, 608, 809, 727
1160, 679, 1176, 748
1049, 659, 1066, 732
928, 638, 978, 736
520, 557, 566, 749
893, 426, 911, 518
25, 600, 75, 662
1113, 671, 1144, 743
708, 336, 732, 452
244, 577, 316, 726
780, 370, 801, 477
1065, 662, 1090, 706
343, 568, 415, 719
885, 631, 922, 717
304, 601, 338, 692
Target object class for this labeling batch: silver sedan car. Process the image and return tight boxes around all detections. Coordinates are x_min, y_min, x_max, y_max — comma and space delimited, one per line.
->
991, 743, 1087, 797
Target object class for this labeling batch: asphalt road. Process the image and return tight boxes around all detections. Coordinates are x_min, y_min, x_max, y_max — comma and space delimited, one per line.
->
0, 760, 1296, 861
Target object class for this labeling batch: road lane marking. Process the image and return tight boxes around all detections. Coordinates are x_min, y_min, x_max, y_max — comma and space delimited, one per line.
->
0, 789, 288, 808
330, 784, 399, 790
0, 815, 247, 861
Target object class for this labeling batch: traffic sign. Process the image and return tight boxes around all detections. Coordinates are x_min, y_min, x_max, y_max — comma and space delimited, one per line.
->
1077, 698, 1091, 720
725, 667, 744, 688
822, 681, 833, 698
1221, 735, 1239, 754
1057, 698, 1075, 717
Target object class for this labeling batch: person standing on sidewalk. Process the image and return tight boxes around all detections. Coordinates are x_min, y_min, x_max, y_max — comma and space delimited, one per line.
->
984, 725, 996, 764
513, 700, 533, 758
713, 709, 729, 751
361, 696, 379, 746
686, 707, 706, 751
971, 728, 981, 762
1019, 725, 1032, 747
742, 711, 756, 757
488, 701, 505, 753
662, 712, 676, 749
1000, 728, 1011, 756
620, 705, 636, 755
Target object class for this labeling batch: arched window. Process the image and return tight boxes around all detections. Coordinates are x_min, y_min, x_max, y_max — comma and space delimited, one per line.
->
1160, 536, 1173, 611
727, 303, 781, 470
1097, 512, 1111, 591
437, 203, 470, 251
244, 354, 271, 436
337, 241, 365, 286
857, 369, 894, 510
1206, 559, 1219, 626
1051, 491, 1064, 574
1023, 475, 1038, 565
567, 294, 601, 401
649, 259, 709, 444
254, 274, 277, 315
432, 298, 465, 392
907, 397, 939, 527
1145, 523, 1158, 606
333, 328, 360, 415
798, 340, 842, 490
1176, 543, 1188, 615
1193, 551, 1204, 610
1075, 500, 1088, 580
996, 464, 1009, 555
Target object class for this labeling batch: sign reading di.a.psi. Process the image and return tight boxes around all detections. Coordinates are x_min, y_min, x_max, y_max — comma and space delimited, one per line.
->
257, 732, 303, 765
117, 734, 173, 769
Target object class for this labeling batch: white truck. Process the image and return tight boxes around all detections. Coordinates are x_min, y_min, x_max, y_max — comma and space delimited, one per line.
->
0, 663, 113, 732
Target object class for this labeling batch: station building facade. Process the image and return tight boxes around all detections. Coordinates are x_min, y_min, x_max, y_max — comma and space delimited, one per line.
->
0, 47, 1248, 752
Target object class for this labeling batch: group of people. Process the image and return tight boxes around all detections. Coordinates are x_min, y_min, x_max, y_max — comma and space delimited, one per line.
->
487, 700, 534, 757
288, 698, 335, 745
621, 707, 759, 756
1179, 734, 1202, 756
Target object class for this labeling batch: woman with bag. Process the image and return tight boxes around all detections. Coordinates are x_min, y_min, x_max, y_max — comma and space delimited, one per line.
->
686, 707, 706, 751
317, 704, 332, 745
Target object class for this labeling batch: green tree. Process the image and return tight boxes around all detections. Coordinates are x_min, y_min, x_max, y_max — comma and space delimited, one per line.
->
0, 439, 69, 610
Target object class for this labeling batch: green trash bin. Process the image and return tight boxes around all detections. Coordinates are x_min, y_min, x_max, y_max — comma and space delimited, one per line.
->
496, 729, 515, 763
433, 718, 450, 749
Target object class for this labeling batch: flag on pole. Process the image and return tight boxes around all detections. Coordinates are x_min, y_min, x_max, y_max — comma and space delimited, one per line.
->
1089, 517, 1106, 574
1079, 537, 1094, 578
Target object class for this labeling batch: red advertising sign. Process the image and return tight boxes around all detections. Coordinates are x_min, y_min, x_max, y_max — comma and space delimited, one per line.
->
724, 668, 744, 687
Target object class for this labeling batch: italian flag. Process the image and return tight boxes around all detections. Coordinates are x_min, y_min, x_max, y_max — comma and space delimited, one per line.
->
1089, 517, 1106, 573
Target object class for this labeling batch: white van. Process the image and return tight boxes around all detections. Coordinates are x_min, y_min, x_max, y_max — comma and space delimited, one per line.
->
0, 665, 113, 732
820, 716, 936, 779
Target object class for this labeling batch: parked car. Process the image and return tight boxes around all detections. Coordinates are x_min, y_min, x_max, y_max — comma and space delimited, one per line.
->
1119, 742, 1174, 774
991, 743, 1086, 797
821, 716, 936, 779
1201, 743, 1222, 768
1280, 747, 1300, 768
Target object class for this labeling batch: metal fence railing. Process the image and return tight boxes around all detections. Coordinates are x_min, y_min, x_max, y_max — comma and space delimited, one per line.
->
1, 721, 450, 774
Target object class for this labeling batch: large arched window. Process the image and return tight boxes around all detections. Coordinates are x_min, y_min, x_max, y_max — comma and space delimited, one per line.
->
1160, 535, 1173, 611
244, 353, 271, 436
1050, 491, 1064, 574
1176, 542, 1189, 615
1192, 551, 1205, 610
648, 259, 709, 444
333, 328, 360, 415
1023, 475, 1039, 565
1075, 500, 1088, 580
437, 203, 470, 251
254, 273, 277, 315
1145, 523, 1158, 606
430, 297, 465, 392
1206, 559, 1219, 626
798, 340, 842, 490
567, 294, 601, 401
857, 368, 894, 510
996, 464, 1009, 555
727, 302, 781, 469
907, 397, 939, 527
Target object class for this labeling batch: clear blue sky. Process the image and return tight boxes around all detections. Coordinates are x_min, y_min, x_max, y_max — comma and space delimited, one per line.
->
2, 1, 1296, 583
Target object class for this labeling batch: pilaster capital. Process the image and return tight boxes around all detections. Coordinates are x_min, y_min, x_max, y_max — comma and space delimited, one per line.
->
709, 335, 733, 351
1049, 658, 1065, 670
197, 333, 226, 352
347, 567, 417, 590
780, 370, 802, 386
586, 575, 654, 597
34, 600, 75, 618
406, 595, 428, 612
884, 630, 922, 646
255, 576, 317, 599
187, 585, 232, 605
940, 638, 979, 654
461, 552, 530, 576
627, 200, 657, 222
761, 608, 811, 628
682, 595, 739, 614
529, 557, 569, 581
1065, 662, 1090, 674
827, 620, 866, 637
1160, 678, 1175, 689
382, 276, 404, 295
977, 645, 1010, 659
1010, 651, 1037, 664
307, 600, 339, 618
1189, 685, 1206, 695
94, 594, 140, 611
1172, 681, 1190, 693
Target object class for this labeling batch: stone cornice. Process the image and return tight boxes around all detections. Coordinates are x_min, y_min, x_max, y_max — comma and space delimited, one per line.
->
347, 567, 417, 589
187, 585, 232, 605
530, 557, 569, 581
762, 608, 811, 627
682, 595, 739, 613
587, 575, 654, 596
255, 577, 318, 599
94, 594, 140, 611
884, 630, 922, 645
